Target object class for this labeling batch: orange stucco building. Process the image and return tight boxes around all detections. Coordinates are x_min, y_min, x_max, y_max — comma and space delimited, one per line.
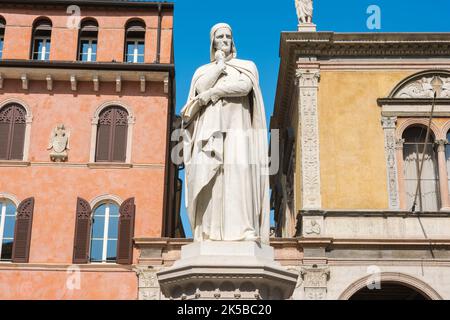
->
0, 0, 181, 299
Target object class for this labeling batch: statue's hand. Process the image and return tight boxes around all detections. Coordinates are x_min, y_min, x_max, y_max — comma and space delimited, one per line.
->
197, 90, 213, 107
215, 50, 227, 74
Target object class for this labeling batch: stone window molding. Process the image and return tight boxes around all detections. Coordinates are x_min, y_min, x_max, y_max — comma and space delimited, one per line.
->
89, 101, 136, 164
380, 70, 450, 211
89, 194, 123, 209
394, 120, 449, 210
0, 192, 20, 207
0, 98, 33, 162
396, 119, 443, 141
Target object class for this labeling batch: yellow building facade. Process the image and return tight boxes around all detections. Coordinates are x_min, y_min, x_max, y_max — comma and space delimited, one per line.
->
271, 31, 450, 299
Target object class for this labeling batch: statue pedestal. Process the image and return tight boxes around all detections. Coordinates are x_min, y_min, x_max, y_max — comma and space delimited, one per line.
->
157, 242, 298, 300
298, 22, 317, 32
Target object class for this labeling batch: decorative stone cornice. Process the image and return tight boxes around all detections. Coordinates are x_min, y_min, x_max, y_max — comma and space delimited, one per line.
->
281, 32, 450, 59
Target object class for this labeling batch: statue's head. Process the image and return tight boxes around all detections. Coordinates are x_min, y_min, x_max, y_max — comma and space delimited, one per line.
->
210, 23, 237, 62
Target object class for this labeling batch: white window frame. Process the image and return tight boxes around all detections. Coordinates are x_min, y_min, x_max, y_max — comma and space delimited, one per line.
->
79, 37, 97, 62
126, 38, 144, 63
32, 36, 51, 61
0, 199, 17, 261
90, 201, 119, 264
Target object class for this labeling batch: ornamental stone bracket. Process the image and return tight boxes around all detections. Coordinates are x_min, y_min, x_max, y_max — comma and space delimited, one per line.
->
300, 265, 330, 300
296, 68, 322, 209
134, 266, 164, 300
381, 116, 401, 210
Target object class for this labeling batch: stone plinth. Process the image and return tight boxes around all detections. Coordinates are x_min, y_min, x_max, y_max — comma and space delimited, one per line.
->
298, 23, 317, 32
157, 242, 298, 300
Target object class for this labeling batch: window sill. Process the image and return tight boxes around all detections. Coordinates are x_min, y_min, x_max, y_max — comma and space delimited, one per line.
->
0, 161, 31, 167
88, 162, 132, 169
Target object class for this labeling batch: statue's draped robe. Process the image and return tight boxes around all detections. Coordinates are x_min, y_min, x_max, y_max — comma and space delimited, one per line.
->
182, 58, 270, 244
296, 0, 313, 21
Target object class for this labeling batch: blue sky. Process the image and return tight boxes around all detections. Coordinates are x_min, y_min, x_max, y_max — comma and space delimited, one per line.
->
171, 0, 450, 238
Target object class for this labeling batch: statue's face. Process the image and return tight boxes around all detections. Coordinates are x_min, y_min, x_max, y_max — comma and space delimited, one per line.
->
213, 27, 232, 56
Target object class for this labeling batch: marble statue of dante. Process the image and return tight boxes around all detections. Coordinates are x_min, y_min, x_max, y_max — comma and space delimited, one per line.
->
181, 23, 270, 244
295, 0, 313, 23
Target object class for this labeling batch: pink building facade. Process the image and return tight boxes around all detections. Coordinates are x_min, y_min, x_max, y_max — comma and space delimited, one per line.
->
0, 0, 181, 299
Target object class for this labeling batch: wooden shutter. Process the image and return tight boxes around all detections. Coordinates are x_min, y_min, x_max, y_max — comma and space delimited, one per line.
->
73, 197, 92, 264
117, 198, 135, 265
0, 104, 26, 161
12, 197, 35, 263
0, 120, 9, 159
95, 107, 113, 161
95, 121, 111, 161
10, 121, 26, 160
112, 108, 128, 162
95, 106, 128, 162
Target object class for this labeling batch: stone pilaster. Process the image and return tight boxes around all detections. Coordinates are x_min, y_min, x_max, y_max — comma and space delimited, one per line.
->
381, 116, 400, 210
296, 69, 321, 209
300, 265, 330, 300
135, 266, 163, 300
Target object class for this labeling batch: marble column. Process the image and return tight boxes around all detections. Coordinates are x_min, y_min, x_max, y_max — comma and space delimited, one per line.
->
436, 139, 450, 210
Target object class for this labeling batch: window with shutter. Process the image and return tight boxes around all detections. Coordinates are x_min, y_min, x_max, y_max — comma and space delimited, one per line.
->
73, 198, 92, 264
0, 199, 16, 261
117, 198, 136, 265
11, 197, 34, 263
0, 104, 27, 161
90, 200, 120, 263
95, 106, 128, 163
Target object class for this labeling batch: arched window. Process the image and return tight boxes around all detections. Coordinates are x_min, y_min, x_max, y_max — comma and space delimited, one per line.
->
0, 103, 27, 160
0, 17, 5, 60
95, 106, 128, 162
124, 20, 145, 63
78, 19, 98, 62
31, 18, 52, 60
90, 201, 119, 263
0, 199, 16, 261
403, 126, 440, 211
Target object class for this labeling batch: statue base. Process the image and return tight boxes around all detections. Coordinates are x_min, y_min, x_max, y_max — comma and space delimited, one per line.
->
298, 22, 317, 32
157, 241, 298, 300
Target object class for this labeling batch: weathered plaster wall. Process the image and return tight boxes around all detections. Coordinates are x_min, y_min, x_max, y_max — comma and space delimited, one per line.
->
318, 71, 413, 209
